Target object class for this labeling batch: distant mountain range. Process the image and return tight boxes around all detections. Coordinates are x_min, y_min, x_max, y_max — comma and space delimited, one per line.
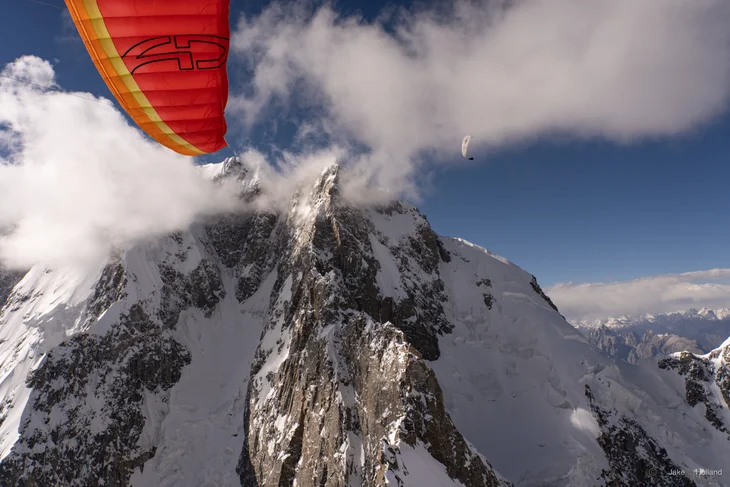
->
574, 308, 730, 363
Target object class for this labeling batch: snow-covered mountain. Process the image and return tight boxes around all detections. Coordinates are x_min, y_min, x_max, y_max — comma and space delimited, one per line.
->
0, 159, 729, 487
577, 308, 730, 331
576, 309, 730, 362
582, 326, 704, 364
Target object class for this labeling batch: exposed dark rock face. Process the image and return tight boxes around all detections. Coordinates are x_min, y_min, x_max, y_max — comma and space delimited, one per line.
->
659, 351, 730, 434
299, 179, 452, 363
0, 201, 245, 486
339, 319, 508, 487
237, 168, 509, 487
0, 305, 190, 487
483, 293, 494, 310
529, 275, 561, 315
86, 260, 128, 324
371, 206, 453, 361
586, 326, 704, 364
158, 258, 225, 327
710, 347, 730, 411
240, 312, 509, 487
206, 212, 279, 302
585, 385, 696, 487
0, 268, 24, 311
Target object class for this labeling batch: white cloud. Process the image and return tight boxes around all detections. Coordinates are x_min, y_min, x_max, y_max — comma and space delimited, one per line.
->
0, 56, 241, 271
233, 144, 355, 209
546, 269, 730, 322
231, 0, 730, 197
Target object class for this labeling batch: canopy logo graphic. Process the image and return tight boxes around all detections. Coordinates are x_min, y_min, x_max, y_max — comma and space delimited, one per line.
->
122, 35, 229, 74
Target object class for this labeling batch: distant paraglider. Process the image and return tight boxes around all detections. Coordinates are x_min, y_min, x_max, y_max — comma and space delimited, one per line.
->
63, 0, 231, 156
461, 135, 474, 160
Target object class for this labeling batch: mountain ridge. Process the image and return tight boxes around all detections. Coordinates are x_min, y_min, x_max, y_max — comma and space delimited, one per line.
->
0, 159, 728, 486
576, 308, 730, 329
575, 307, 730, 363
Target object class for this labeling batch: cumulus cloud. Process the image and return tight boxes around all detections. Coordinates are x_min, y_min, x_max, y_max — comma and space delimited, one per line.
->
231, 0, 730, 196
0, 56, 241, 271
546, 269, 730, 322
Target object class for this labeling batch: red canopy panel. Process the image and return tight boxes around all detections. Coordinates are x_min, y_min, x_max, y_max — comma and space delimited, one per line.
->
64, 0, 230, 155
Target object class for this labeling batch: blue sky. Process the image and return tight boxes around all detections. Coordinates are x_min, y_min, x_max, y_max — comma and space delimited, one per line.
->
3, 0, 729, 289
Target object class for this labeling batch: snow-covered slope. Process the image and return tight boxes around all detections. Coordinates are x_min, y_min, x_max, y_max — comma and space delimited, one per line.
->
0, 159, 729, 487
428, 237, 730, 486
0, 264, 105, 460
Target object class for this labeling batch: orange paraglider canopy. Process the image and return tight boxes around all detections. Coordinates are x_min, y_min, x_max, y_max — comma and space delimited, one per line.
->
64, 0, 230, 156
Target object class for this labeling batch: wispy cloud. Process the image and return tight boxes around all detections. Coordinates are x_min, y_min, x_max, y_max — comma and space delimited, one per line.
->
0, 56, 241, 271
546, 269, 730, 322
230, 0, 730, 198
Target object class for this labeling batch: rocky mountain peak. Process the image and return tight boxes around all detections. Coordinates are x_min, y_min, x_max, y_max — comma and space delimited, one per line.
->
0, 161, 729, 487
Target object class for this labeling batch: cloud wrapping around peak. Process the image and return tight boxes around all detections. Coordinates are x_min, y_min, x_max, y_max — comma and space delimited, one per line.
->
0, 55, 380, 272
231, 0, 730, 195
0, 56, 241, 271
546, 269, 730, 322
